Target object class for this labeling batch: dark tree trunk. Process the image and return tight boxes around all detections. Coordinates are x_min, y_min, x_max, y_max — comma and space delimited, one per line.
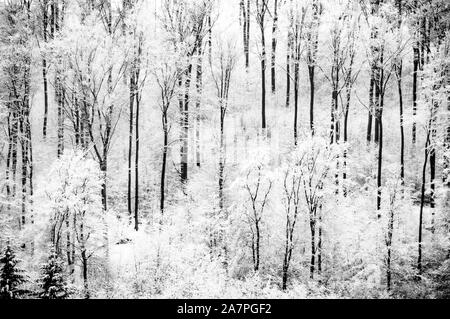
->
418, 128, 431, 275
20, 119, 28, 229
412, 43, 419, 145
317, 209, 322, 275
309, 65, 315, 134
285, 24, 292, 108
270, 0, 278, 93
195, 48, 203, 168
386, 201, 394, 291
127, 73, 135, 217
42, 62, 49, 139
56, 70, 65, 158
134, 84, 140, 231
253, 221, 261, 271
397, 66, 405, 188
180, 65, 192, 184
260, 25, 267, 130
308, 0, 320, 135
282, 218, 294, 290
240, 0, 251, 70
100, 158, 107, 211
445, 65, 450, 187
429, 99, 438, 233
310, 219, 316, 279
395, 0, 404, 192
367, 76, 373, 143
308, 65, 314, 135
294, 57, 299, 145
376, 48, 385, 216
80, 219, 89, 299
343, 49, 354, 195
245, 0, 250, 69
377, 108, 383, 215
161, 115, 168, 220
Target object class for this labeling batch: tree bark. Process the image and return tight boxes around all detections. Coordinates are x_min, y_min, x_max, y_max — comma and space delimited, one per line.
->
195, 47, 203, 167
42, 2, 49, 139
310, 218, 316, 279
418, 128, 431, 275
285, 19, 292, 108
309, 66, 315, 135
260, 24, 267, 130
270, 0, 278, 93
412, 43, 419, 145
127, 72, 135, 217
134, 81, 140, 231
160, 114, 168, 220
367, 69, 374, 144
180, 65, 192, 184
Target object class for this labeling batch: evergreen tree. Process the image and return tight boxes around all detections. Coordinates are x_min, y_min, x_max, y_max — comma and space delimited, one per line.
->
0, 246, 26, 299
39, 248, 69, 299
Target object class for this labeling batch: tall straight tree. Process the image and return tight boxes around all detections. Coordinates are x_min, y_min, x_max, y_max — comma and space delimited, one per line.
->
210, 40, 237, 268
0, 0, 34, 234
270, 0, 281, 93
342, 9, 359, 195
305, 0, 321, 135
240, 0, 251, 70
161, 0, 212, 184
255, 0, 270, 131
394, 0, 405, 190
133, 33, 144, 231
366, 0, 381, 144
154, 50, 185, 223
123, 0, 137, 220
195, 45, 203, 168
285, 0, 294, 108
291, 4, 306, 145
40, 0, 50, 139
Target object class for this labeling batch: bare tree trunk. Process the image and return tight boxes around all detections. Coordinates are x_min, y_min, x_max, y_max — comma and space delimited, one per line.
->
377, 106, 383, 215
218, 108, 226, 267
270, 0, 278, 93
310, 218, 316, 279
260, 25, 267, 130
307, 0, 320, 135
430, 115, 436, 233
127, 73, 135, 217
56, 70, 65, 158
418, 128, 431, 275
309, 65, 315, 135
293, 56, 298, 145
397, 65, 405, 189
285, 20, 292, 108
246, 0, 250, 69
101, 158, 107, 211
343, 43, 355, 195
181, 65, 192, 184
445, 58, 450, 187
254, 221, 260, 271
80, 221, 89, 299
161, 115, 168, 220
195, 48, 203, 167
396, 0, 405, 190
412, 42, 419, 145
367, 70, 374, 143
317, 208, 322, 275
134, 81, 140, 231
386, 197, 394, 291
376, 49, 385, 216
42, 0, 49, 139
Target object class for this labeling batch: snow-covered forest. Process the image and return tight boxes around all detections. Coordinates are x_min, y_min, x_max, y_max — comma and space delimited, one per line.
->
0, 0, 449, 299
